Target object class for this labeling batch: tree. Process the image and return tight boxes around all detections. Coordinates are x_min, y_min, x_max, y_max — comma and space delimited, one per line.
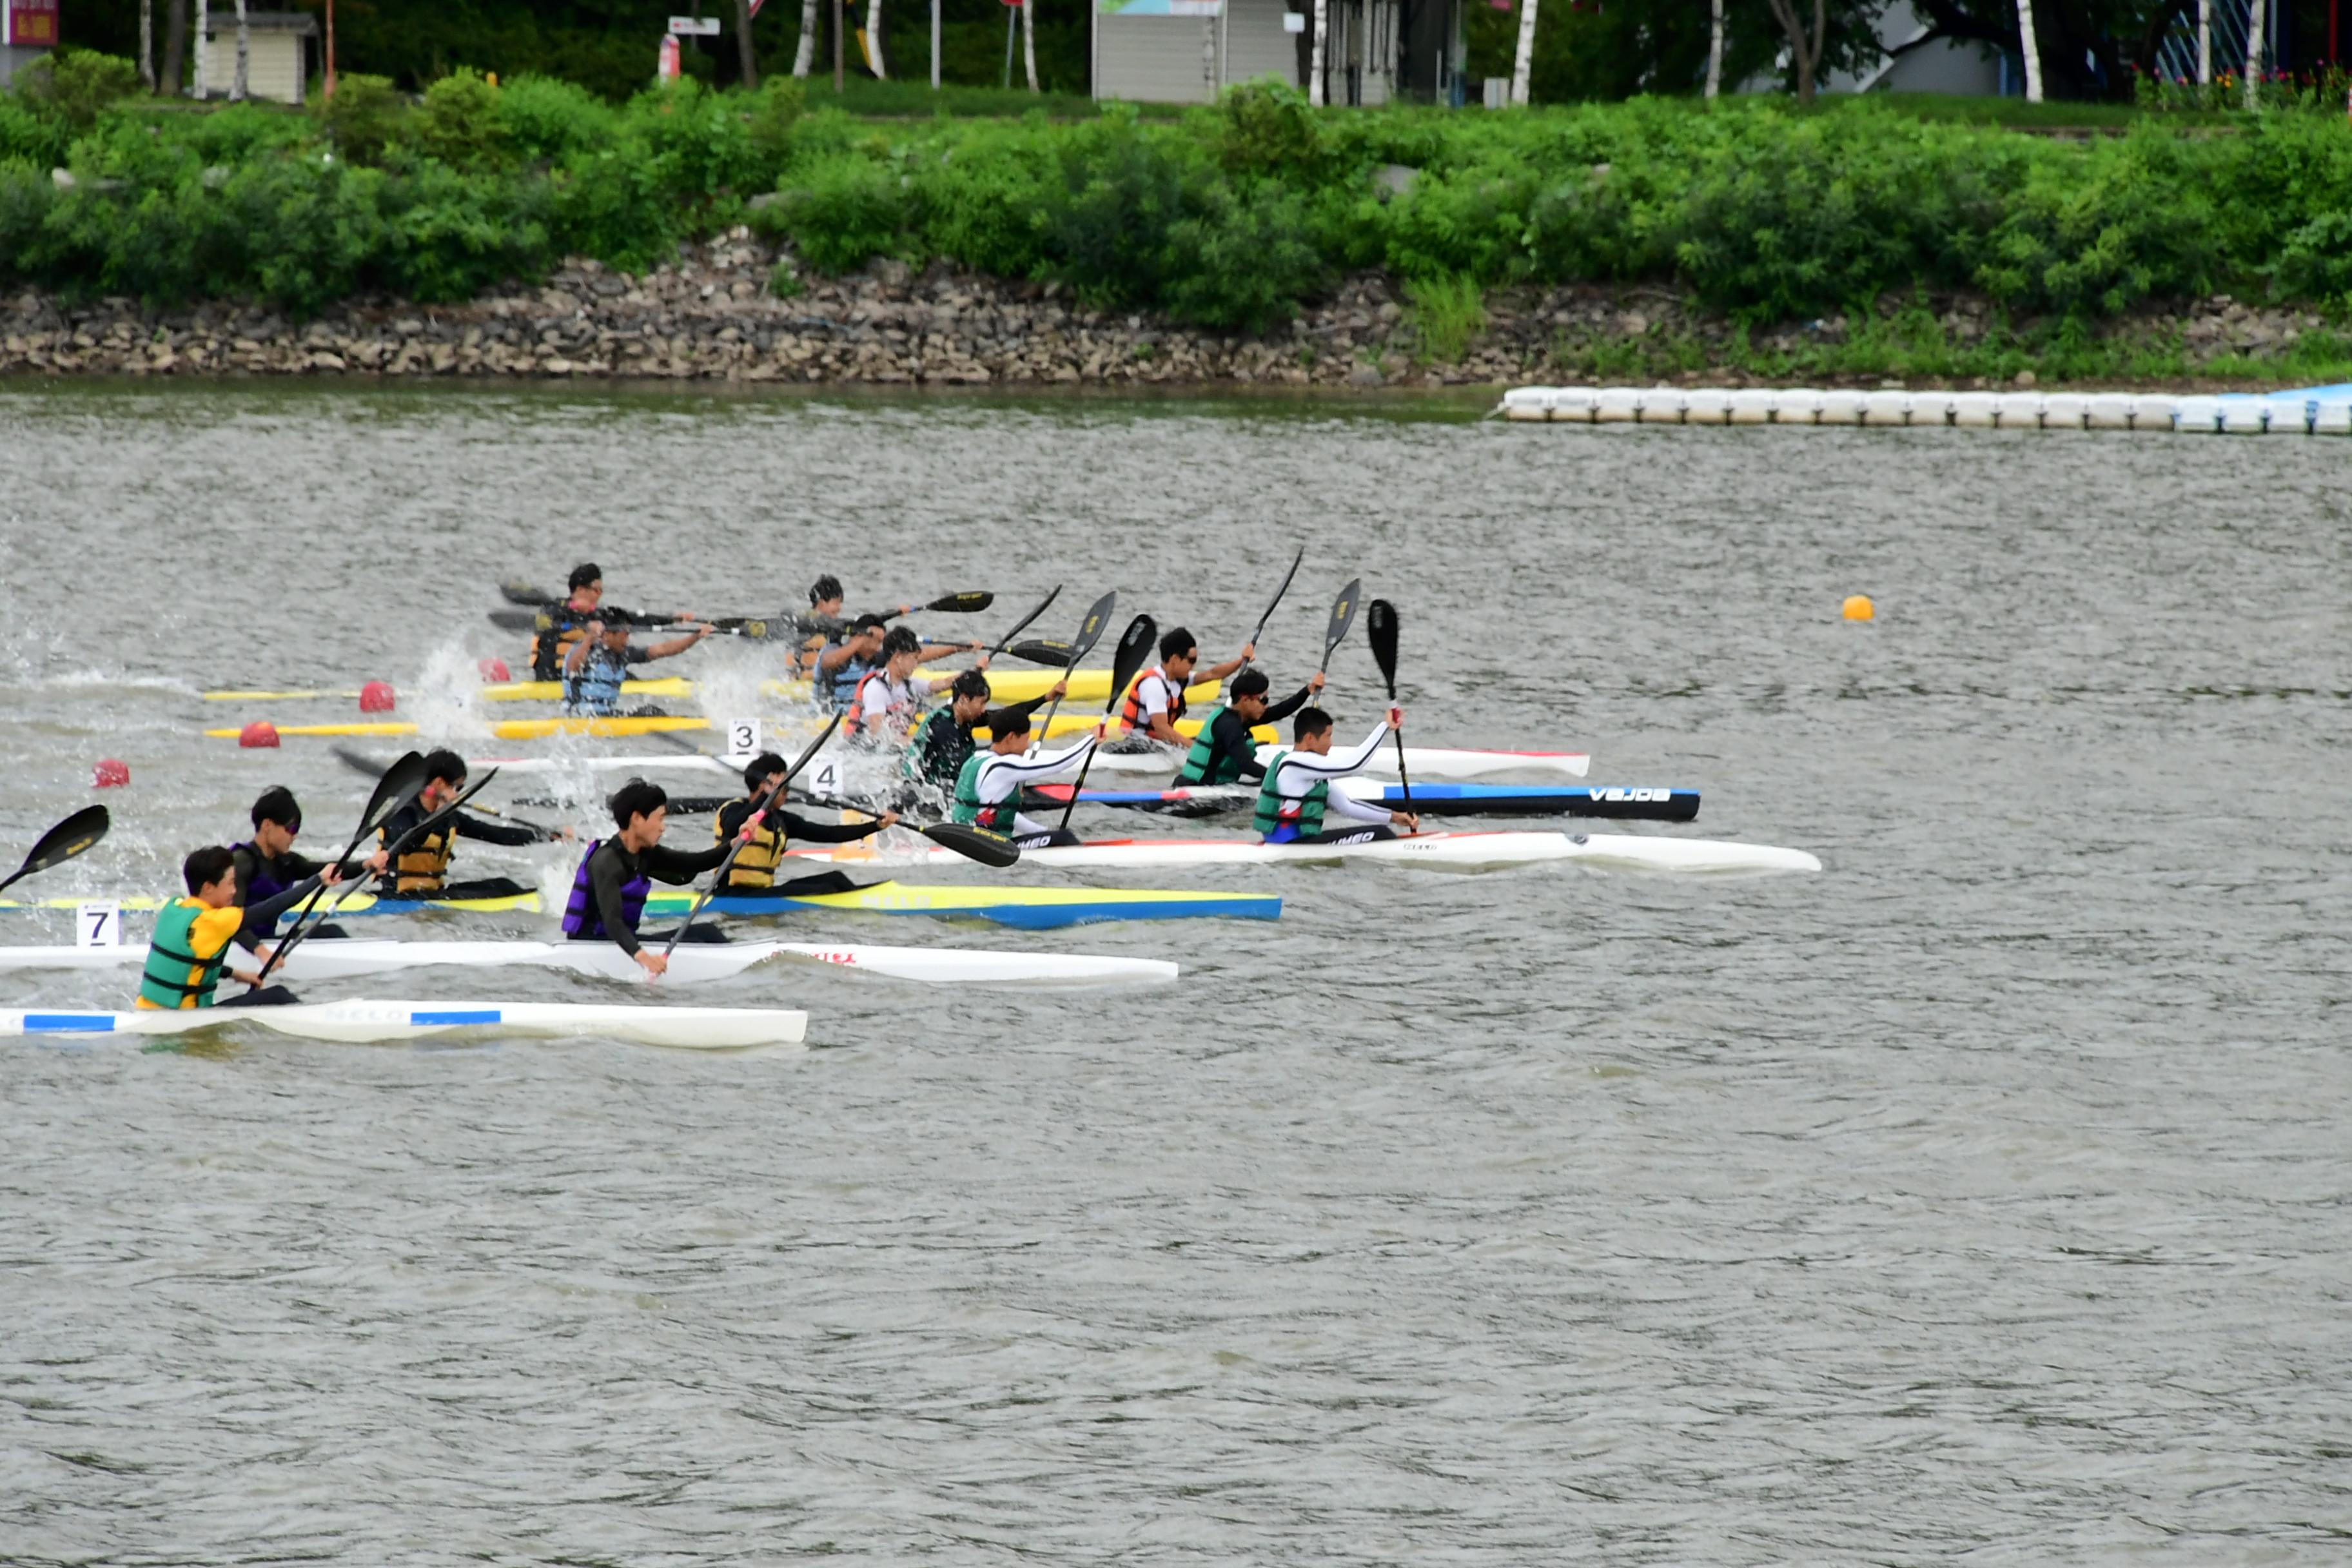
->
1509, 0, 1539, 104
794, 0, 819, 75
2242, 0, 2259, 106
160, 0, 186, 94
1706, 0, 1725, 97
1763, 0, 1828, 101
1021, 0, 1038, 88
866, 0, 887, 75
2015, 0, 2041, 99
737, 0, 758, 89
2196, 0, 2209, 81
139, 0, 154, 88
231, 0, 249, 100
1309, 0, 1328, 104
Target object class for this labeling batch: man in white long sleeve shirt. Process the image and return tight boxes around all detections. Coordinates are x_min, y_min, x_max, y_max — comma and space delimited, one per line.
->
951, 706, 1102, 849
1252, 706, 1422, 845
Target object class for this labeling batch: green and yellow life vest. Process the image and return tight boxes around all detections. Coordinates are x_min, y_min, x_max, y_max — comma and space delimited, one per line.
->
952, 753, 1019, 833
1251, 749, 1326, 839
1176, 704, 1240, 786
137, 898, 230, 1010
714, 797, 789, 888
387, 816, 456, 894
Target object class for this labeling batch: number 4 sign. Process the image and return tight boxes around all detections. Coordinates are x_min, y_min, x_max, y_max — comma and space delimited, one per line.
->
77, 901, 122, 949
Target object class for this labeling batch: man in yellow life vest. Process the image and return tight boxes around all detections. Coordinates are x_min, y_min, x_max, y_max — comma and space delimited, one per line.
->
1119, 625, 1254, 749
712, 751, 899, 898
375, 749, 571, 901
135, 845, 346, 1010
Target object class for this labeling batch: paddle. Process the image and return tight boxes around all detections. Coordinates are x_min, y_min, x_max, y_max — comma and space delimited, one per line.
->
1032, 591, 1119, 750
1366, 598, 1413, 821
328, 745, 559, 836
255, 750, 429, 985
1242, 545, 1306, 671
0, 806, 110, 897
983, 585, 1062, 661
1317, 577, 1362, 687
1054, 613, 1157, 836
662, 712, 843, 961
897, 591, 994, 617
1008, 638, 1077, 668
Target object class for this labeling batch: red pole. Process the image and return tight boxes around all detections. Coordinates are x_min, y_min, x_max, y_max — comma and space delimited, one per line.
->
325, 0, 337, 95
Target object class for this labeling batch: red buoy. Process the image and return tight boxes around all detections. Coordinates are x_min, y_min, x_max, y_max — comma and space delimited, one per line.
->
358, 680, 397, 713
477, 656, 512, 683
93, 758, 130, 789
239, 720, 281, 749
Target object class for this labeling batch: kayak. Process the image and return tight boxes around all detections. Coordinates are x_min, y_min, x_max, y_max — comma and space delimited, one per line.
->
0, 941, 1176, 988
1025, 781, 1700, 821
205, 716, 710, 741
1, 1000, 807, 1050
200, 670, 1201, 707
1066, 743, 1594, 783
791, 829, 1819, 875
1, 879, 1280, 930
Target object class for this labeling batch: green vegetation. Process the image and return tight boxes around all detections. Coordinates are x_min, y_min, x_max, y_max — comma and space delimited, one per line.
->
1404, 274, 1486, 363
7, 66, 2352, 338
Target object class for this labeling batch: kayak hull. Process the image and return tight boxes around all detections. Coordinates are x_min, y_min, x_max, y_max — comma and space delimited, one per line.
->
793, 830, 1821, 875
1028, 781, 1699, 821
1, 1000, 807, 1050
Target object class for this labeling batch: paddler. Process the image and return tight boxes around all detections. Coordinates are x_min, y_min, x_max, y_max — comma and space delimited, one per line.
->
847, 626, 974, 744
1253, 706, 1421, 845
1118, 627, 1255, 750
1172, 667, 1324, 787
711, 750, 898, 897
814, 614, 981, 715
560, 778, 732, 977
903, 669, 1066, 791
951, 707, 1104, 850
230, 786, 389, 941
530, 563, 694, 680
562, 614, 711, 716
376, 749, 570, 901
792, 576, 926, 677
136, 845, 346, 1010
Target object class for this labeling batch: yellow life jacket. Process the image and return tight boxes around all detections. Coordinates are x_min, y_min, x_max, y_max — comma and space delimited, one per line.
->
389, 817, 456, 894
714, 798, 787, 888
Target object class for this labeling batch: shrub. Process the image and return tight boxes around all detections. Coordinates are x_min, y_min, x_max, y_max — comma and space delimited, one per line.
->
763, 154, 912, 273
494, 74, 618, 164
403, 68, 506, 168
1215, 79, 1318, 178
0, 95, 69, 169
747, 78, 805, 175
1404, 272, 1485, 362
13, 49, 141, 130
316, 74, 408, 166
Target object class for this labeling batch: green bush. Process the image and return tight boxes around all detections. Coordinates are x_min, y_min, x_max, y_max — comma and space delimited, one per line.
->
14, 49, 141, 130
493, 74, 618, 164
1215, 79, 1319, 179
763, 154, 914, 274
747, 77, 805, 172
316, 75, 409, 166
402, 68, 507, 168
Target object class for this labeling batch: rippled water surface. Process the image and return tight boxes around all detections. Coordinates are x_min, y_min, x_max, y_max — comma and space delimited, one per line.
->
2, 382, 2347, 1564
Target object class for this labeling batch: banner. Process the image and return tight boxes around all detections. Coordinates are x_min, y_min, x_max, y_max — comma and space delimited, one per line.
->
5, 0, 60, 47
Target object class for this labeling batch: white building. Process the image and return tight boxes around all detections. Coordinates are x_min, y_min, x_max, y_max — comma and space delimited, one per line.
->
1092, 0, 1456, 106
195, 10, 319, 104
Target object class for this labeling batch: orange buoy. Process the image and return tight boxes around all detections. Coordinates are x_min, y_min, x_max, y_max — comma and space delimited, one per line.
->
239, 721, 281, 748
358, 680, 397, 712
1841, 594, 1875, 622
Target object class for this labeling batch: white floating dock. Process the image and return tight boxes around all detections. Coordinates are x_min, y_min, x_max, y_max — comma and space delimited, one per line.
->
1500, 385, 2352, 434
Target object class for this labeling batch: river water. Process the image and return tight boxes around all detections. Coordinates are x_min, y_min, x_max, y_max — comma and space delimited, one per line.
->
1, 382, 2346, 1563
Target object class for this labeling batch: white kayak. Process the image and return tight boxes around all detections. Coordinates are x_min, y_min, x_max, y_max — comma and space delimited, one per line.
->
0, 1000, 805, 1050
0, 941, 1176, 989
793, 829, 1821, 875
1070, 743, 1592, 783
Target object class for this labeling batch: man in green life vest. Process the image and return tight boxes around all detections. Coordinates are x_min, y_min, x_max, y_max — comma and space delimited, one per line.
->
1173, 667, 1325, 787
950, 706, 1101, 849
1251, 705, 1420, 846
903, 669, 1068, 790
136, 844, 344, 1010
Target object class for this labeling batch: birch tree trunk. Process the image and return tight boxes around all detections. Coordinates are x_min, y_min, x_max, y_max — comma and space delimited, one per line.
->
1705, 0, 1723, 98
231, 0, 249, 101
1021, 0, 1039, 88
139, 0, 155, 88
1309, 0, 1328, 103
192, 0, 208, 97
2242, 0, 2261, 106
161, 0, 187, 94
866, 0, 887, 76
794, 0, 819, 75
737, 0, 759, 88
1508, 0, 1538, 105
2014, 0, 2040, 101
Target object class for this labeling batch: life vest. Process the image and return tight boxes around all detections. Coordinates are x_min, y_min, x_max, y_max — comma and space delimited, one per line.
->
845, 668, 920, 740
137, 898, 229, 1010
230, 843, 289, 905
713, 799, 788, 888
386, 813, 456, 894
818, 644, 871, 712
1119, 665, 1184, 735
902, 708, 968, 784
560, 840, 649, 939
1175, 705, 1244, 785
1251, 749, 1326, 841
952, 752, 1019, 834
531, 604, 597, 680
563, 643, 629, 715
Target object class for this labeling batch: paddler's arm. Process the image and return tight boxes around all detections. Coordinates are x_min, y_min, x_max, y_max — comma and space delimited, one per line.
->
453, 812, 545, 848
1259, 674, 1324, 725
1207, 709, 1266, 783
563, 623, 600, 675
229, 869, 338, 958
642, 625, 710, 660
1194, 643, 1255, 685
778, 808, 899, 843
646, 840, 730, 884
916, 639, 985, 664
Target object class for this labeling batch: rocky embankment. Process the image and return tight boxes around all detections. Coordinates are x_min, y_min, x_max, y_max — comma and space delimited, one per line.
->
0, 229, 2334, 387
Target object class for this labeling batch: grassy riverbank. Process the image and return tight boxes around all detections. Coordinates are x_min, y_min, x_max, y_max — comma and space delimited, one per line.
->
5, 61, 2352, 348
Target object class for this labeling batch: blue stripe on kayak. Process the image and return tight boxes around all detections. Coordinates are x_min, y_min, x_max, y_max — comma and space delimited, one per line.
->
407, 1009, 502, 1026
23, 1013, 121, 1032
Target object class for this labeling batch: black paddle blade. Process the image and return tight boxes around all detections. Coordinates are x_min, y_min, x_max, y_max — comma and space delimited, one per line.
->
924, 591, 994, 614
1323, 577, 1363, 667
921, 823, 1020, 868
501, 582, 556, 607
1066, 591, 1119, 667
1009, 638, 1076, 667
489, 608, 543, 632
358, 752, 431, 848
1106, 614, 1157, 712
1249, 545, 1306, 654
1366, 598, 1402, 696
0, 805, 110, 894
783, 709, 847, 783
988, 585, 1063, 656
331, 745, 389, 779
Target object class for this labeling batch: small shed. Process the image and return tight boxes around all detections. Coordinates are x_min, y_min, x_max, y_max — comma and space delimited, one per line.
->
1092, 0, 1436, 107
197, 10, 317, 104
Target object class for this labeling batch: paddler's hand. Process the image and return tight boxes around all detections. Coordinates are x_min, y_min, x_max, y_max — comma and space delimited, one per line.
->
1391, 810, 1421, 833
1386, 705, 1404, 730
585, 618, 605, 638
877, 809, 901, 829
231, 967, 263, 988
1239, 641, 1256, 663
362, 850, 390, 874
318, 864, 343, 888
1094, 719, 1108, 741
975, 652, 992, 672
1308, 671, 1326, 695
547, 825, 576, 843
636, 949, 669, 979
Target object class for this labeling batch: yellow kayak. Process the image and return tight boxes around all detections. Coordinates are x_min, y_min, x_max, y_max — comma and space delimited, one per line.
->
203, 669, 1205, 708
206, 716, 711, 740
982, 713, 1275, 743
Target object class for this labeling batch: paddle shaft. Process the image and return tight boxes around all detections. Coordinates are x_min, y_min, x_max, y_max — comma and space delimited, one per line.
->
1055, 615, 1156, 836
660, 710, 844, 961
1243, 546, 1306, 670
261, 769, 494, 984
